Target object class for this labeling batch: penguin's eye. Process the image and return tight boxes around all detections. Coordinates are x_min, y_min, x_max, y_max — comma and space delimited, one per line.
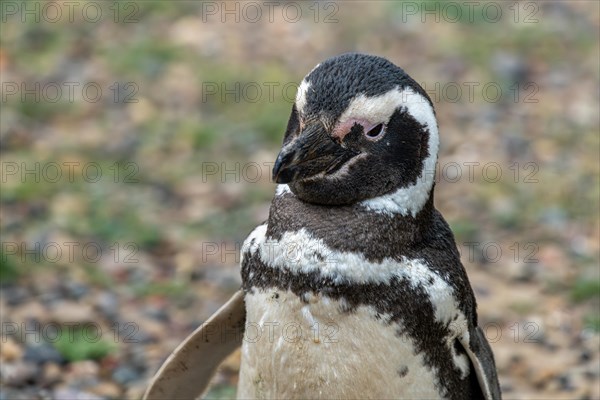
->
365, 123, 385, 140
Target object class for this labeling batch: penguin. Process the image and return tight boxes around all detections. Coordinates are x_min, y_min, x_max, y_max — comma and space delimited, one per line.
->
143, 53, 501, 400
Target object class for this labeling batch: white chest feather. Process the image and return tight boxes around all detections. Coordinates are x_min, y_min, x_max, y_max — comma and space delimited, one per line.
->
238, 290, 443, 400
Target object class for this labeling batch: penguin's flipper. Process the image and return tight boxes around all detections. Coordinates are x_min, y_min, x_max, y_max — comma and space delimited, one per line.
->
460, 326, 502, 400
143, 290, 246, 400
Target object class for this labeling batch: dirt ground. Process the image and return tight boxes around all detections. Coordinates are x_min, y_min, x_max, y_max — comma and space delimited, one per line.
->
1, 2, 599, 399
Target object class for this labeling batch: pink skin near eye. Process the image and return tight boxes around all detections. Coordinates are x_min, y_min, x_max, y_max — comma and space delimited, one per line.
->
331, 118, 382, 142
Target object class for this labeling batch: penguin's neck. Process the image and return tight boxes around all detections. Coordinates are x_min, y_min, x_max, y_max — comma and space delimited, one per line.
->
267, 189, 435, 260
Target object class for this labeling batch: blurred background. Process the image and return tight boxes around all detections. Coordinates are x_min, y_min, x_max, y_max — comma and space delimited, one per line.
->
1, 1, 599, 399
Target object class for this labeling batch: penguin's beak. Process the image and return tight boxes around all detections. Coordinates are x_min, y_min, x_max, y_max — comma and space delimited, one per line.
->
272, 123, 357, 184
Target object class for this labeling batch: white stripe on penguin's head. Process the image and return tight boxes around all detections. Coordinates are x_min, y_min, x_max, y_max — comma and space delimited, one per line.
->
349, 86, 438, 217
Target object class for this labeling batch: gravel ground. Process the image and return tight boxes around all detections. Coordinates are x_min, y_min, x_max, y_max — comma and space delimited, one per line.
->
1, 2, 599, 399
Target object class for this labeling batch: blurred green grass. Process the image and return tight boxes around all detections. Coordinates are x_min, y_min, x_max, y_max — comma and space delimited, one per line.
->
53, 328, 116, 362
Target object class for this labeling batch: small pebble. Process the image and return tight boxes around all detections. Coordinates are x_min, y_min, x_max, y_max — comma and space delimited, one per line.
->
50, 302, 95, 324
127, 345, 148, 371
63, 281, 89, 300
42, 362, 62, 385
95, 292, 119, 321
557, 373, 575, 391
53, 387, 104, 400
142, 305, 170, 322
124, 382, 147, 400
24, 343, 64, 365
1, 338, 23, 362
112, 365, 141, 385
89, 381, 122, 399
0, 361, 39, 386
2, 286, 30, 307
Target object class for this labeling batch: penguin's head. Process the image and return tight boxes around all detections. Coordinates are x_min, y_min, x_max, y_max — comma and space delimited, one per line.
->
272, 53, 439, 215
